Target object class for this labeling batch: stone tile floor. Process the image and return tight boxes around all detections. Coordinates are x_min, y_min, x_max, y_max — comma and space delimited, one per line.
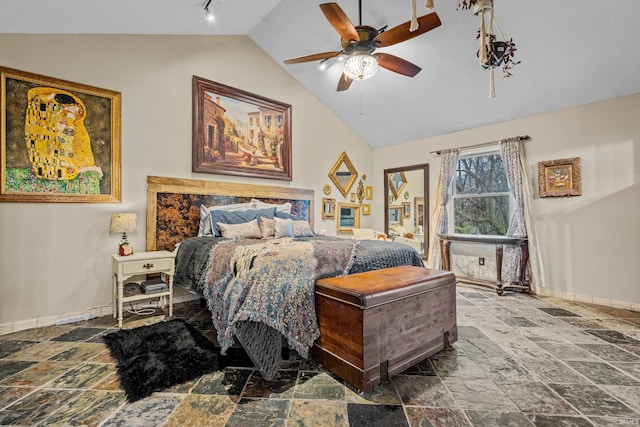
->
1, 284, 639, 426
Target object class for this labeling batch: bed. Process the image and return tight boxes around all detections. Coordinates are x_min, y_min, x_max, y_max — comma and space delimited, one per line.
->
146, 176, 424, 379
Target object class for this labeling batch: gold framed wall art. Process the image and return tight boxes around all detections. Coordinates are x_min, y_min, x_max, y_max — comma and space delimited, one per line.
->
0, 66, 121, 203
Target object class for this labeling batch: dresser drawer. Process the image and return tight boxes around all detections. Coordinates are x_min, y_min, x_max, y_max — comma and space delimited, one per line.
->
121, 257, 174, 274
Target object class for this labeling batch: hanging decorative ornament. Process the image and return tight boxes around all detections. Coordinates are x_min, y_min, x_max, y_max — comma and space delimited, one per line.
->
458, 0, 521, 98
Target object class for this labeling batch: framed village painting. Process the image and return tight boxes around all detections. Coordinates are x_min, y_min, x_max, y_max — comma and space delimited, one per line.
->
192, 76, 292, 181
537, 157, 582, 198
0, 67, 121, 203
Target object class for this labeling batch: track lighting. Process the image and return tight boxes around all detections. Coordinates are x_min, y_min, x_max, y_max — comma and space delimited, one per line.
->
204, 0, 214, 21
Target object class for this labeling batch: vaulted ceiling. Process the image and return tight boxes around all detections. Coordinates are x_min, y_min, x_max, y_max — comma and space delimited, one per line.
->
3, 0, 640, 148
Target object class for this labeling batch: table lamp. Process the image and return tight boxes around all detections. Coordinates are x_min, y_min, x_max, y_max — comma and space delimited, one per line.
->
110, 213, 138, 256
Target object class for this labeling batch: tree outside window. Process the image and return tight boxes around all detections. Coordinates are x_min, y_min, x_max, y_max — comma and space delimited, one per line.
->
451, 150, 511, 236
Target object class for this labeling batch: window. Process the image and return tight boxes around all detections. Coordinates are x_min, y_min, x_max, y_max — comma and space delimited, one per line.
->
450, 149, 512, 236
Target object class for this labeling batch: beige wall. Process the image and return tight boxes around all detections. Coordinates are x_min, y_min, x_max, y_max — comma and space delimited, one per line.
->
374, 93, 640, 308
0, 34, 373, 330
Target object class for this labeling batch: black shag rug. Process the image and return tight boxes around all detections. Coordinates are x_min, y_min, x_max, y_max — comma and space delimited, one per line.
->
103, 319, 222, 402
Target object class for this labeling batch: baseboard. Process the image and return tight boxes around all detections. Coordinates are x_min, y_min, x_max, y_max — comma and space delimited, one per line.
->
535, 288, 640, 312
0, 292, 200, 336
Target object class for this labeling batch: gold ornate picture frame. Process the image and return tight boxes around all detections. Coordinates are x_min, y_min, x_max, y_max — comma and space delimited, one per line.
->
538, 157, 582, 198
1, 66, 121, 203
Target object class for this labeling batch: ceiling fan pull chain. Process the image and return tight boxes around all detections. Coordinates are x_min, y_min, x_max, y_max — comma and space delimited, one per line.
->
410, 0, 419, 31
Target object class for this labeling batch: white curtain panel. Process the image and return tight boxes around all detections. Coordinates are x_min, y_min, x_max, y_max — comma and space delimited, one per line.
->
426, 149, 458, 269
500, 138, 544, 292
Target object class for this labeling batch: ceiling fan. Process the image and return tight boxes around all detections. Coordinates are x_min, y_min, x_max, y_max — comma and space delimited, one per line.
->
283, 2, 441, 91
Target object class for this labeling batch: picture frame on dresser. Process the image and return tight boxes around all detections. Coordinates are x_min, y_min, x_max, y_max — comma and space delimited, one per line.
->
192, 75, 292, 181
0, 66, 121, 203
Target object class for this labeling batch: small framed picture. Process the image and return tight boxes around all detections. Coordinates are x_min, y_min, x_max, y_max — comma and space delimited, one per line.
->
365, 186, 373, 200
362, 204, 371, 215
350, 192, 356, 202
538, 157, 582, 198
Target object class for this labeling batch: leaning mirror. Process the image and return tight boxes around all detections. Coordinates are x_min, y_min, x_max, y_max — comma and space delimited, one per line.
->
329, 151, 358, 197
384, 164, 429, 259
337, 202, 360, 233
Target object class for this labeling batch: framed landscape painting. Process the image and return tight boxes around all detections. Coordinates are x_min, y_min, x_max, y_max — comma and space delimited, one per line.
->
538, 157, 582, 198
192, 76, 292, 181
0, 66, 121, 203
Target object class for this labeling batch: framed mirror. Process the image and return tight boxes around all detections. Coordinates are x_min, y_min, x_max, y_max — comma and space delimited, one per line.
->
329, 151, 358, 197
388, 205, 403, 226
337, 202, 360, 233
321, 198, 335, 219
384, 164, 429, 258
388, 172, 407, 199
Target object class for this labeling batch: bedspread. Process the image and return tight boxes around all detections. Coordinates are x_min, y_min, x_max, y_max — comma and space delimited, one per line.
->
174, 235, 424, 379
203, 237, 357, 380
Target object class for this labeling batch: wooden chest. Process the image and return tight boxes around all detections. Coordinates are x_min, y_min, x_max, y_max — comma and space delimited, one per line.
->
314, 265, 457, 391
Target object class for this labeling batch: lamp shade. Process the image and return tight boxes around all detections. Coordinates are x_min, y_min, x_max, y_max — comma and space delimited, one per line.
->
110, 213, 138, 234
343, 54, 379, 80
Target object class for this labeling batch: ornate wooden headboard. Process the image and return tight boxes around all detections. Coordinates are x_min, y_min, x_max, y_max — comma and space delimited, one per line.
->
146, 176, 315, 251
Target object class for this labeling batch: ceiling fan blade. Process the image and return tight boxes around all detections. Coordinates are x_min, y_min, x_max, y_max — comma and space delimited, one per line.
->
375, 53, 421, 77
375, 12, 441, 48
320, 3, 359, 42
337, 73, 353, 92
283, 51, 342, 65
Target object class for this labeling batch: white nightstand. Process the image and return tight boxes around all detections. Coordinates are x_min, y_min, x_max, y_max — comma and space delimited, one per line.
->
111, 250, 175, 328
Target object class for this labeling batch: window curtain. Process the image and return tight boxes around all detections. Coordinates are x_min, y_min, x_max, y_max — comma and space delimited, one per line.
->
426, 149, 458, 269
499, 138, 544, 292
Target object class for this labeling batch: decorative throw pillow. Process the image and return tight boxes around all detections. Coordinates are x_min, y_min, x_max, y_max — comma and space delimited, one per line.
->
292, 220, 314, 237
259, 217, 276, 238
252, 199, 293, 214
210, 207, 277, 237
275, 211, 305, 221
217, 219, 262, 239
274, 217, 294, 238
197, 202, 256, 237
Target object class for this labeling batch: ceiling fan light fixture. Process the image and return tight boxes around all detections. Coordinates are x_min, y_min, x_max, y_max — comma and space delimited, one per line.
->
343, 54, 378, 80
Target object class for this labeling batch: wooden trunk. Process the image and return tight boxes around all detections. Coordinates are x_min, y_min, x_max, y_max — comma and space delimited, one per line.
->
314, 265, 457, 391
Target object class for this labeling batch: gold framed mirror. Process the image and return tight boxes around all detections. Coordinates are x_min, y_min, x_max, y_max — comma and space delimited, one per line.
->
384, 164, 429, 258
321, 198, 335, 219
388, 172, 407, 199
337, 202, 360, 233
329, 151, 358, 197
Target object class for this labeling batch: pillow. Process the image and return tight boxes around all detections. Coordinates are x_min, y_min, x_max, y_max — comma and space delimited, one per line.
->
210, 207, 276, 237
217, 219, 262, 239
274, 211, 305, 221
197, 202, 256, 237
292, 220, 314, 237
259, 217, 276, 238
274, 217, 294, 238
252, 199, 293, 214
274, 217, 314, 238
390, 225, 408, 237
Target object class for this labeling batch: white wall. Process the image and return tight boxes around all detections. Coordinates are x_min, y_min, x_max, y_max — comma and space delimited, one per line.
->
0, 34, 373, 331
374, 93, 640, 308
